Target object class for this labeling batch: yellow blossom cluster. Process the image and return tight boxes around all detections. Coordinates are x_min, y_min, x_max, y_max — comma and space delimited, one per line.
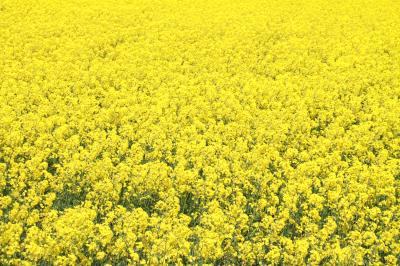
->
1, 0, 399, 265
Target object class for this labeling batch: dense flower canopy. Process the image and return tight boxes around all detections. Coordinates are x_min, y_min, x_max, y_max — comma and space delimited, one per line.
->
0, 0, 399, 265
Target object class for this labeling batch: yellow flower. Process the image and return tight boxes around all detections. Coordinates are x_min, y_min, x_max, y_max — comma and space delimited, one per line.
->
0, 0, 399, 264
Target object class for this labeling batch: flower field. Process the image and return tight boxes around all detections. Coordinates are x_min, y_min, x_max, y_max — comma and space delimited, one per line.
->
0, 0, 399, 265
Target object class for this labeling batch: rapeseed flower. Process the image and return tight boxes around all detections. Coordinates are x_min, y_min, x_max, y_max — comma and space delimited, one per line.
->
0, 0, 399, 265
